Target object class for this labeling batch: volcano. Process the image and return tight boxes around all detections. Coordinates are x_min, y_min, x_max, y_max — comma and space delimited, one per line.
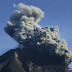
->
1, 3, 72, 72
0, 48, 69, 72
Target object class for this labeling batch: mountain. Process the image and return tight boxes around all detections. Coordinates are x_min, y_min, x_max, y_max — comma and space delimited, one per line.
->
0, 48, 70, 72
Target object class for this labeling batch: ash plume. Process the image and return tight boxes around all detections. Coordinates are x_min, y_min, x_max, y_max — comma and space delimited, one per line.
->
4, 3, 72, 66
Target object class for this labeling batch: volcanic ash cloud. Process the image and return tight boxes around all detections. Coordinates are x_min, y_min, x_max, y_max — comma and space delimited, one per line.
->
4, 3, 72, 66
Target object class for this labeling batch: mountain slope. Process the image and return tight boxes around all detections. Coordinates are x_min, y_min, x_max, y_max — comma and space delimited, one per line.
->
0, 48, 68, 72
0, 49, 25, 72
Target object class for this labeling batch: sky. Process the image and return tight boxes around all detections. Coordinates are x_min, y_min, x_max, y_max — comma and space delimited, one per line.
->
0, 0, 72, 68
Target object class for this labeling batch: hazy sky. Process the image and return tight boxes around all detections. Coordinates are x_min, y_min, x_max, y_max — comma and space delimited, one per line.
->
0, 0, 72, 68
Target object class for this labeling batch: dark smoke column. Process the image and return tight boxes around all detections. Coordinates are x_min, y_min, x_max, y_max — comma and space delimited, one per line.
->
4, 3, 72, 67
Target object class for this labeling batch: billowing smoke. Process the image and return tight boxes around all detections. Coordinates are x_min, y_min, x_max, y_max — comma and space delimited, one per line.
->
4, 3, 72, 66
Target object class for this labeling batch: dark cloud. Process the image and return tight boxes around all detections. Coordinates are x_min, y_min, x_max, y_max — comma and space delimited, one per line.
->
4, 3, 72, 66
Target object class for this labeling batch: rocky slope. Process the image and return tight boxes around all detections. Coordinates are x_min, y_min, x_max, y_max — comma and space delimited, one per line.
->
0, 48, 68, 72
0, 48, 65, 72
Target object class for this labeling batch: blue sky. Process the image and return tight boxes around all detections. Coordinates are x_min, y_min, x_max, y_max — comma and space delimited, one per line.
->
0, 0, 72, 68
